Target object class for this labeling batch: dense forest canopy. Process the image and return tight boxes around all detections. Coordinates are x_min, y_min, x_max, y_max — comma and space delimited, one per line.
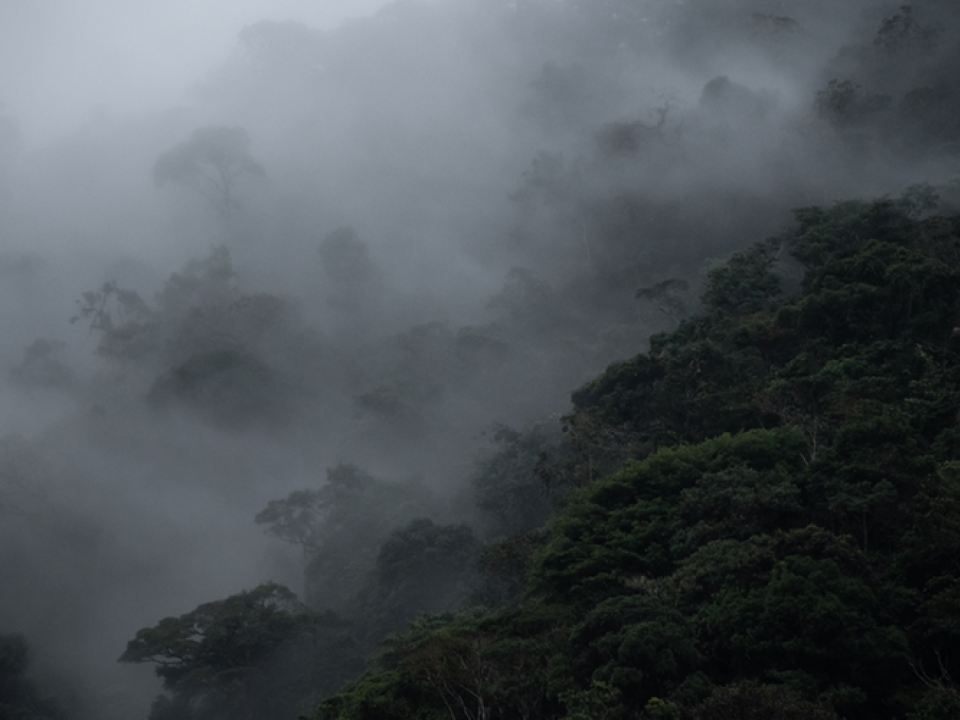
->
306, 198, 960, 720
2, 1, 960, 719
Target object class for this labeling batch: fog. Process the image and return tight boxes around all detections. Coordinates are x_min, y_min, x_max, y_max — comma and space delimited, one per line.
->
0, 0, 391, 146
1, 0, 958, 718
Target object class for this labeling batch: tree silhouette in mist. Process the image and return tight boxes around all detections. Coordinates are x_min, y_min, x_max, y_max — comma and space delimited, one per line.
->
153, 126, 264, 220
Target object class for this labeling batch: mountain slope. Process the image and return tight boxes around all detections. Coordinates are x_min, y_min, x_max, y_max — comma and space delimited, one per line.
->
311, 195, 960, 720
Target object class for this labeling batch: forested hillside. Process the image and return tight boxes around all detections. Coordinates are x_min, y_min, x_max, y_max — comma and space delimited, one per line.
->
3, 1, 960, 719
310, 197, 960, 720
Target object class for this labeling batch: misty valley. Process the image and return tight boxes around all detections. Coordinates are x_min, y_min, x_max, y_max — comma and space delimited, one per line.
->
4, 2, 960, 719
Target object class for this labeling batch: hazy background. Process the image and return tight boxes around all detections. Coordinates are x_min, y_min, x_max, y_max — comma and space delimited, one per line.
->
0, 0, 390, 146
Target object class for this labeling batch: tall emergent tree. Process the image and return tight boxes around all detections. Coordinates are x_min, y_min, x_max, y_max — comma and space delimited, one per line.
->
153, 126, 264, 219
119, 583, 360, 720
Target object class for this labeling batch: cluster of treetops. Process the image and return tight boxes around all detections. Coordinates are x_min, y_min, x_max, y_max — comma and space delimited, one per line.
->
5, 190, 945, 720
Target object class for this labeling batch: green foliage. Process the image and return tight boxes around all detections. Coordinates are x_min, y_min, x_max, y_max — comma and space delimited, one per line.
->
908, 684, 960, 720
73, 247, 288, 371
256, 464, 435, 615
473, 531, 545, 610
701, 243, 781, 316
119, 582, 308, 675
72, 247, 294, 426
546, 196, 960, 717
569, 196, 960, 465
119, 583, 360, 720
254, 462, 484, 647
314, 196, 960, 720
471, 423, 559, 539
567, 596, 700, 702
255, 463, 376, 550
367, 518, 480, 637
690, 681, 839, 720
559, 680, 623, 720
533, 428, 806, 601
315, 606, 567, 720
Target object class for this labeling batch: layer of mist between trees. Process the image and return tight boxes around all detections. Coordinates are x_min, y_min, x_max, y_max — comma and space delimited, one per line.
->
3, 0, 960, 718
